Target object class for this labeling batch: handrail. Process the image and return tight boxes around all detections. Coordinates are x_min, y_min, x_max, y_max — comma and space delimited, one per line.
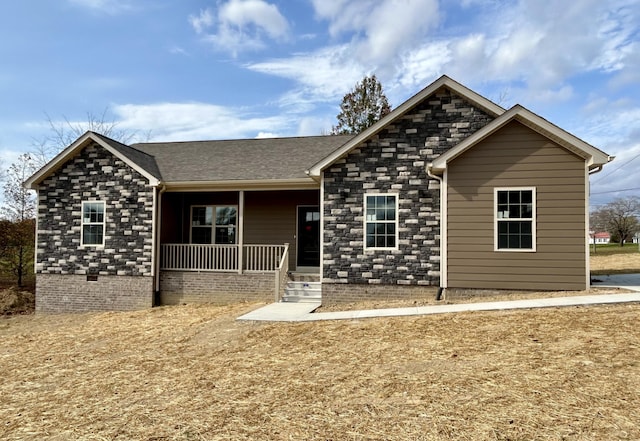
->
274, 243, 289, 302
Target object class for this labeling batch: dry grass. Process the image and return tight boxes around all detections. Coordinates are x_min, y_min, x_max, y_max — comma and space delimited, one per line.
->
0, 288, 35, 316
591, 253, 640, 274
2, 302, 640, 440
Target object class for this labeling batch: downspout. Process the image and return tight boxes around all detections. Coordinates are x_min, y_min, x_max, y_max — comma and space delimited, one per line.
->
426, 163, 445, 301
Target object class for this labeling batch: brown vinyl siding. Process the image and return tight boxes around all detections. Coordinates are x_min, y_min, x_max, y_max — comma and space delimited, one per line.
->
244, 190, 319, 270
446, 121, 587, 291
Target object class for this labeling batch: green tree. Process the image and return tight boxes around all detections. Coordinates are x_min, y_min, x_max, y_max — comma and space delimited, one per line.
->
331, 75, 392, 135
590, 197, 640, 247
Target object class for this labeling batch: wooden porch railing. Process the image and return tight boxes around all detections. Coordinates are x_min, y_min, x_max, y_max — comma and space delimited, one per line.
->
160, 244, 287, 273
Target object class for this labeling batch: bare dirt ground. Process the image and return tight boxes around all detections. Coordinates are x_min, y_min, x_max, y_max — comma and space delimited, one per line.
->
2, 302, 640, 440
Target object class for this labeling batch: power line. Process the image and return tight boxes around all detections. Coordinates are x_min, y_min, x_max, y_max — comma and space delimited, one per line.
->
591, 149, 640, 184
591, 187, 640, 195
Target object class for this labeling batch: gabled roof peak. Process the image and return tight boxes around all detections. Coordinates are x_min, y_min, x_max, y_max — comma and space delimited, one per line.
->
430, 104, 612, 172
25, 131, 161, 189
307, 75, 506, 177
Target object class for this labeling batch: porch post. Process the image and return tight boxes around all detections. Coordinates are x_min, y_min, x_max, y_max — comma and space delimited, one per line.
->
238, 190, 244, 274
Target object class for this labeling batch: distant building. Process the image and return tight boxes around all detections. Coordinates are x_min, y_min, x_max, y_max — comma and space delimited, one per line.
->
589, 232, 610, 245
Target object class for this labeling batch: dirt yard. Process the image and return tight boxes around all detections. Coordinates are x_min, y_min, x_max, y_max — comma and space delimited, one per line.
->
1, 302, 639, 440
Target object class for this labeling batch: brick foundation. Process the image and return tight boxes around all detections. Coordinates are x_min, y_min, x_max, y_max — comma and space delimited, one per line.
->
322, 282, 439, 305
159, 271, 275, 305
36, 274, 153, 313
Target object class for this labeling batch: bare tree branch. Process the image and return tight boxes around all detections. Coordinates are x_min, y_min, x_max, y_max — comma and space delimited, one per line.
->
590, 197, 640, 246
31, 107, 151, 168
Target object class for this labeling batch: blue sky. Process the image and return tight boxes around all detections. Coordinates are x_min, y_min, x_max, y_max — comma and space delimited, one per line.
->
0, 0, 639, 206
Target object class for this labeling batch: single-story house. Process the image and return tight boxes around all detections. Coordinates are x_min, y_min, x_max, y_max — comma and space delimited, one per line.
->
589, 232, 611, 245
26, 75, 612, 312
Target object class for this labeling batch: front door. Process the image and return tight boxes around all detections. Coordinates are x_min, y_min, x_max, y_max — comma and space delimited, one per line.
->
297, 206, 320, 267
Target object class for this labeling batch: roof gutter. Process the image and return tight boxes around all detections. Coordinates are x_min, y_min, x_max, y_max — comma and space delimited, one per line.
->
589, 155, 615, 175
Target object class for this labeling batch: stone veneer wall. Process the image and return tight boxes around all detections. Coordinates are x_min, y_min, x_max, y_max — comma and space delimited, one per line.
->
322, 87, 494, 295
35, 142, 155, 312
159, 271, 275, 305
36, 274, 153, 312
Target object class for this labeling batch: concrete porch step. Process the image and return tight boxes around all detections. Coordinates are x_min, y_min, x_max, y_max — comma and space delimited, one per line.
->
282, 281, 322, 303
287, 272, 321, 282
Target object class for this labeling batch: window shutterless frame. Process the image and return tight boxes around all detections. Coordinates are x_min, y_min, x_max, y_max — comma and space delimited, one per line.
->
189, 205, 238, 244
364, 193, 399, 251
81, 201, 106, 246
494, 187, 536, 252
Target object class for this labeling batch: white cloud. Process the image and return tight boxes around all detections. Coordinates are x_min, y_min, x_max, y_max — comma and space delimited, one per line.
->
247, 45, 367, 104
590, 140, 640, 204
113, 102, 291, 141
296, 116, 334, 136
189, 9, 215, 35
255, 132, 279, 138
189, 0, 289, 56
68, 0, 132, 14
219, 0, 288, 39
577, 105, 640, 149
310, 0, 440, 64
392, 41, 451, 91
247, 0, 638, 111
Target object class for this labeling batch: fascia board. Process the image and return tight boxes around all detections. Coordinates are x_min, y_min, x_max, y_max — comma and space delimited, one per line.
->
307, 75, 506, 177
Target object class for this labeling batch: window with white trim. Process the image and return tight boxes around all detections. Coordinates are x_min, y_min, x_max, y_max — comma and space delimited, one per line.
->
81, 201, 105, 246
191, 206, 237, 244
365, 194, 398, 249
495, 188, 536, 251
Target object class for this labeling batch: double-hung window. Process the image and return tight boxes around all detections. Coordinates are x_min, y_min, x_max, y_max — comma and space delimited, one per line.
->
495, 188, 536, 251
191, 206, 237, 244
81, 201, 105, 246
365, 194, 398, 250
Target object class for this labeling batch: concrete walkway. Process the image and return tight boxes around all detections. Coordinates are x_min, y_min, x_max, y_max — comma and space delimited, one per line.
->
237, 274, 640, 323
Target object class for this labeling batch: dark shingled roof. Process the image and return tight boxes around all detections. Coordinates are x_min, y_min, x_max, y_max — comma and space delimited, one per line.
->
91, 132, 163, 180
131, 135, 354, 183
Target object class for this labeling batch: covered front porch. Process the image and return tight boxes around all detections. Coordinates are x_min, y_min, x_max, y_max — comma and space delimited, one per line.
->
156, 189, 321, 304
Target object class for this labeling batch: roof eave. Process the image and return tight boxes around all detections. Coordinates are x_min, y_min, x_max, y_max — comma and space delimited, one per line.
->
308, 75, 506, 177
163, 178, 320, 192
